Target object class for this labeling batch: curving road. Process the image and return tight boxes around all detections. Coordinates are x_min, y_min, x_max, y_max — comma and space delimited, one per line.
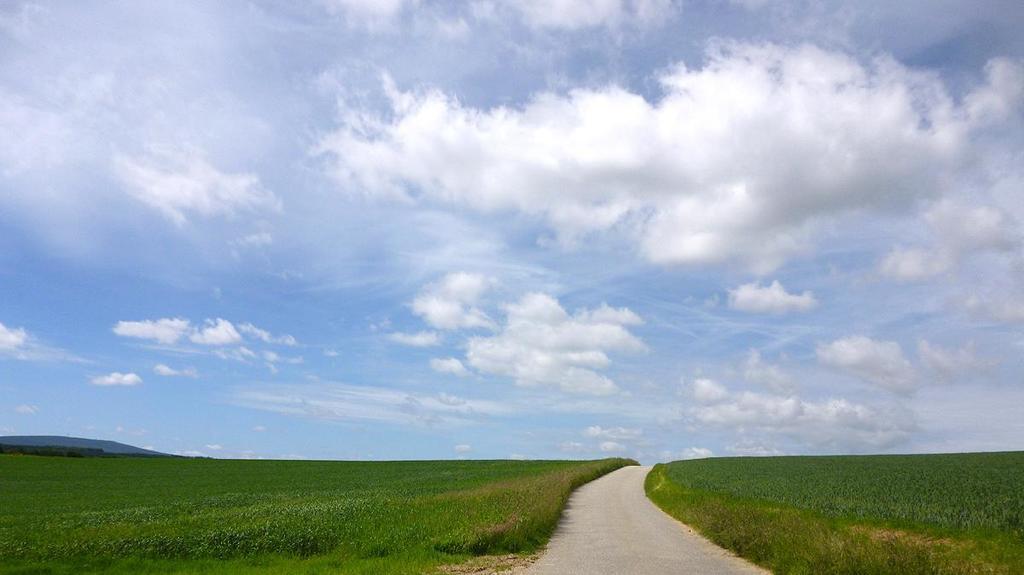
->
524, 466, 767, 575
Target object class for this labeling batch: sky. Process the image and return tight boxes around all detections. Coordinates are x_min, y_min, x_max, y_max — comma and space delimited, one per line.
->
1, 0, 1023, 462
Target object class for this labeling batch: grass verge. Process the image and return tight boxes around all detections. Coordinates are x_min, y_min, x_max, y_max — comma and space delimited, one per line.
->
645, 455, 1024, 575
1, 456, 635, 574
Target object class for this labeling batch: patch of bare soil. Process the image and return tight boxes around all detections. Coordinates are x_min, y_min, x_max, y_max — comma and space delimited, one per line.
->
437, 553, 539, 574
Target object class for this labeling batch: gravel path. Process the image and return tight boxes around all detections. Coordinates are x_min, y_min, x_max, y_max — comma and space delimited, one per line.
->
524, 466, 767, 575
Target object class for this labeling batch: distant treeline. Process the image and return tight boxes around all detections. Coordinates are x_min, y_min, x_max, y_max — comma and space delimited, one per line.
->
0, 444, 169, 458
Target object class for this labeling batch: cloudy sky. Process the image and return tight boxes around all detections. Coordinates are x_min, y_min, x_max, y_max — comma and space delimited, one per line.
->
2, 0, 1023, 461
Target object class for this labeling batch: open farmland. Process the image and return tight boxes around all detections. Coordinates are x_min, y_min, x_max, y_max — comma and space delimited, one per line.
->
646, 452, 1024, 574
0, 456, 634, 574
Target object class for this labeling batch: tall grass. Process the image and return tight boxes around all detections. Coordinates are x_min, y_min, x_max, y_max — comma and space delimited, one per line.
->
0, 456, 634, 574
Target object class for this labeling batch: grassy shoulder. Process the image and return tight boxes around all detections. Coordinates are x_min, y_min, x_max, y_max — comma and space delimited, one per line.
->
0, 456, 635, 574
645, 454, 1024, 575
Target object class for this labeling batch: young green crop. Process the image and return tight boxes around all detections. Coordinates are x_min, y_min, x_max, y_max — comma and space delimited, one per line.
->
647, 452, 1024, 575
660, 452, 1024, 534
0, 456, 634, 574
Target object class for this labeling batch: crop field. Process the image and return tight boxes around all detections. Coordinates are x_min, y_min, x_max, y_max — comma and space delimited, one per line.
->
0, 456, 634, 574
646, 452, 1024, 575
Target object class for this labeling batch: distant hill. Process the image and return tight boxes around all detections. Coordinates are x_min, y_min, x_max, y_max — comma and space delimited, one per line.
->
0, 435, 169, 457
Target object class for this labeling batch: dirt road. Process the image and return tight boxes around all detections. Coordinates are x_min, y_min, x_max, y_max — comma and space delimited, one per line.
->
523, 465, 766, 575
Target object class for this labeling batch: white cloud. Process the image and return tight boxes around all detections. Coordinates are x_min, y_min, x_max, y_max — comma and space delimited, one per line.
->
238, 323, 298, 346
917, 340, 994, 382
927, 200, 1019, 254
964, 294, 1024, 323
728, 280, 817, 314
214, 346, 259, 362
189, 318, 242, 345
454, 443, 471, 453
388, 330, 441, 347
116, 318, 294, 348
153, 364, 198, 378
742, 350, 794, 393
465, 293, 644, 395
583, 425, 642, 440
879, 200, 1019, 281
112, 318, 191, 345
677, 447, 713, 460
205, 443, 223, 451
430, 357, 470, 376
689, 384, 914, 452
0, 321, 28, 351
411, 272, 494, 330
0, 322, 70, 362
727, 441, 784, 457
318, 0, 409, 26
599, 440, 626, 452
90, 372, 142, 386
261, 350, 303, 370
878, 247, 953, 281
688, 377, 728, 403
817, 336, 916, 394
252, 425, 267, 432
318, 44, 1022, 272
498, 0, 676, 31
113, 147, 278, 226
15, 404, 38, 415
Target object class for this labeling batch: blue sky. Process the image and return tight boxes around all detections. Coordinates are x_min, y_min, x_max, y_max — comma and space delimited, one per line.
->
2, 0, 1023, 462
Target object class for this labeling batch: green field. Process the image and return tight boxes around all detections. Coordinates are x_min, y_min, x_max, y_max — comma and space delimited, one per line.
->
646, 452, 1024, 574
0, 455, 634, 574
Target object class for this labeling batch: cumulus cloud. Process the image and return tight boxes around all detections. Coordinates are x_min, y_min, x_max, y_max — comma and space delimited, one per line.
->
816, 336, 916, 394
189, 318, 243, 346
113, 147, 278, 226
687, 378, 729, 403
90, 372, 143, 386
0, 321, 29, 351
878, 248, 954, 281
495, 0, 676, 31
917, 340, 994, 382
964, 294, 1024, 323
742, 350, 794, 393
317, 44, 1022, 272
115, 317, 295, 349
728, 280, 817, 314
15, 404, 38, 415
430, 357, 470, 376
318, 0, 409, 26
389, 330, 441, 347
465, 293, 644, 395
0, 321, 75, 362
677, 446, 713, 459
599, 440, 626, 452
688, 383, 914, 452
112, 318, 191, 345
238, 323, 298, 346
412, 272, 494, 330
879, 200, 1020, 281
583, 425, 642, 440
213, 346, 259, 362
454, 443, 471, 453
154, 364, 198, 378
